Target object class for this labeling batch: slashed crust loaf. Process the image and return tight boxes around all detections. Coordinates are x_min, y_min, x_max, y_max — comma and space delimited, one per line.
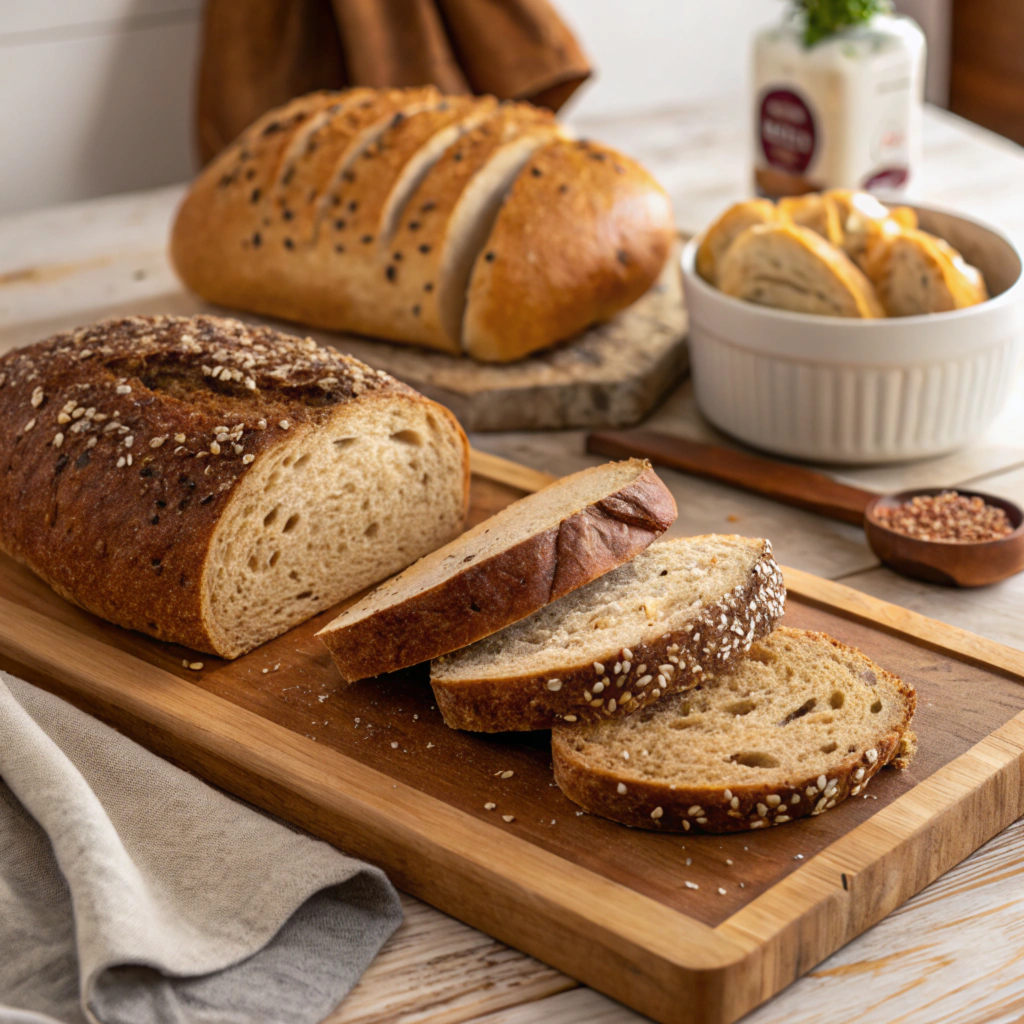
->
172, 88, 675, 363
431, 536, 785, 732
552, 628, 916, 833
0, 315, 469, 658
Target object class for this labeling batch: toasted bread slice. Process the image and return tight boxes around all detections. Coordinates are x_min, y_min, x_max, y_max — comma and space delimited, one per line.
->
696, 199, 779, 285
718, 222, 884, 317
552, 627, 917, 833
863, 227, 988, 316
778, 193, 845, 247
431, 535, 784, 732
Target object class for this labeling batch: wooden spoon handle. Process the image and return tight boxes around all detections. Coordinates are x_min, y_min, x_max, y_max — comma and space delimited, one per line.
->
587, 429, 877, 526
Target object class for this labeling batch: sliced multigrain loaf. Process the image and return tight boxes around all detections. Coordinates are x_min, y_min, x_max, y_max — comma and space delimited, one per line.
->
695, 199, 779, 285
461, 137, 676, 362
431, 536, 784, 732
0, 315, 469, 659
718, 222, 884, 318
385, 103, 562, 354
552, 628, 916, 833
862, 227, 988, 316
317, 459, 677, 682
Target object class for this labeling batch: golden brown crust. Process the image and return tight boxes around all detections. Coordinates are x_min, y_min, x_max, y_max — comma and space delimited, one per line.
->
318, 465, 677, 682
431, 540, 785, 732
0, 315, 465, 655
551, 630, 917, 834
462, 138, 676, 362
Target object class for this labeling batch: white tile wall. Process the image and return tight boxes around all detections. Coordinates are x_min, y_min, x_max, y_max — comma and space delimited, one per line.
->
0, 0, 950, 216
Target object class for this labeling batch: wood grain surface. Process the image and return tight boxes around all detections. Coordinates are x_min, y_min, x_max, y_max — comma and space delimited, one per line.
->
1, 462, 1023, 1023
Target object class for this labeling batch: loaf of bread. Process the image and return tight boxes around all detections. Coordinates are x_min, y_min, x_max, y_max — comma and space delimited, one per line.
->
552, 628, 917, 833
695, 199, 779, 285
863, 227, 989, 316
171, 87, 676, 364
718, 222, 884, 318
317, 459, 677, 682
0, 315, 469, 658
430, 536, 784, 732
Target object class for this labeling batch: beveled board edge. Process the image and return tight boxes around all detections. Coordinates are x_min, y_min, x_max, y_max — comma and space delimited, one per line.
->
0, 594, 748, 1024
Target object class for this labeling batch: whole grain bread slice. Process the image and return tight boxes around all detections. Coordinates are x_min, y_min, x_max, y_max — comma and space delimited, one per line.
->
552, 627, 917, 833
317, 459, 676, 682
431, 535, 784, 732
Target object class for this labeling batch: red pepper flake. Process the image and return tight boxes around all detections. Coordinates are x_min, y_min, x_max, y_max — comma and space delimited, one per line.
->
873, 491, 1014, 543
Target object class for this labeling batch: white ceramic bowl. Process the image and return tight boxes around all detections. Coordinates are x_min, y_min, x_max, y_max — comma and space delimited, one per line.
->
681, 206, 1024, 464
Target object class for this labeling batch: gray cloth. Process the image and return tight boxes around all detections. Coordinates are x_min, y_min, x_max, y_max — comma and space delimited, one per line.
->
0, 671, 402, 1024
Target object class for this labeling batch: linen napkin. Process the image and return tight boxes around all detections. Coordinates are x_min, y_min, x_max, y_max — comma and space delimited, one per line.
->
0, 671, 402, 1024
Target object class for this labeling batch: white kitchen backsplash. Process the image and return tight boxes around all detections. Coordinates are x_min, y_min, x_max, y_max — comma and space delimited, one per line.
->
0, 0, 949, 216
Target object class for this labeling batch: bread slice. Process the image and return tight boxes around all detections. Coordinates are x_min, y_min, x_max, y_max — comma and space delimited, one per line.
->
461, 137, 676, 362
0, 315, 470, 659
431, 536, 784, 732
778, 193, 844, 248
863, 227, 988, 316
695, 199, 779, 285
317, 459, 677, 682
820, 190, 918, 270
552, 628, 916, 833
718, 222, 884, 318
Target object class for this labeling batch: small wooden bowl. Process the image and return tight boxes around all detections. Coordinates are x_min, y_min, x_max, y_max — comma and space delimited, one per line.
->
864, 488, 1024, 587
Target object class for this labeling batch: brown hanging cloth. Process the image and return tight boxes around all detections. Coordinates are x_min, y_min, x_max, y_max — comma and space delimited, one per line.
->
196, 0, 591, 164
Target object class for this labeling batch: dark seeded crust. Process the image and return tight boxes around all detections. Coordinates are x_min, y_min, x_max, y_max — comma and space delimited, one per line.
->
431, 539, 785, 732
551, 631, 917, 833
317, 462, 677, 682
0, 314, 468, 655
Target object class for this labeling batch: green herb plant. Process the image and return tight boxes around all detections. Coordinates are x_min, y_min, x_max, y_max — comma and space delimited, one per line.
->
792, 0, 891, 46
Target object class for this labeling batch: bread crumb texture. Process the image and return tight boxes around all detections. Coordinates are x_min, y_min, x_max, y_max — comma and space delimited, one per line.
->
0, 315, 468, 657
552, 627, 916, 832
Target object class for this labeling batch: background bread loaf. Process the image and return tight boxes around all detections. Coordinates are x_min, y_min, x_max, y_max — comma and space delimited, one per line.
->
0, 315, 469, 658
172, 87, 675, 364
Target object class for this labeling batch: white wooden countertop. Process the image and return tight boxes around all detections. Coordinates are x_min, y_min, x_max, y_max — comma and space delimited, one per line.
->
2, 97, 1024, 1024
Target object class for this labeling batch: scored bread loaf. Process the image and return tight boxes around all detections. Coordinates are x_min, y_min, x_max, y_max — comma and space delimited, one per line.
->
552, 628, 916, 833
0, 315, 469, 658
431, 536, 785, 732
317, 459, 677, 682
695, 199, 779, 285
863, 227, 989, 316
172, 87, 675, 364
718, 222, 884, 318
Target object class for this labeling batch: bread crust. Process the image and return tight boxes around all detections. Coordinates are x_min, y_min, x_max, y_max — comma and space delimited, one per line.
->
317, 462, 677, 682
0, 315, 469, 657
551, 629, 917, 833
462, 138, 676, 362
431, 538, 785, 732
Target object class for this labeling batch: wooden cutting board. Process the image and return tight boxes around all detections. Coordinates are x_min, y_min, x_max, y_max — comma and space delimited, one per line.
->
1, 451, 1022, 1024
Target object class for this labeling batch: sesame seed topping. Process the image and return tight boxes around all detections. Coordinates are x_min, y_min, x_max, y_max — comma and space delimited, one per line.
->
116, 384, 132, 395
150, 436, 166, 448
546, 678, 562, 691
866, 748, 878, 763
30, 387, 44, 407
188, 662, 203, 671
242, 454, 255, 464
484, 802, 496, 810
502, 815, 515, 823
500, 770, 514, 779
210, 441, 221, 455
563, 715, 577, 722
53, 432, 64, 448
593, 661, 604, 674
651, 807, 664, 819
617, 783, 627, 795
684, 881, 698, 890
279, 420, 290, 430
